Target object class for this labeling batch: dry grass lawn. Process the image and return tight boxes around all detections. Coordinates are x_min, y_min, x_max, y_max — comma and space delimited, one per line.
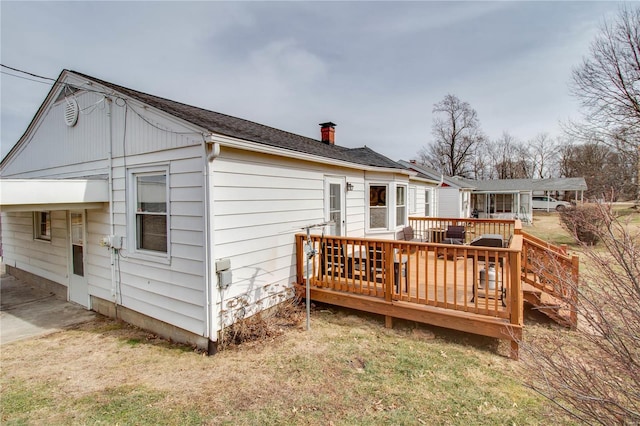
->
2, 304, 567, 425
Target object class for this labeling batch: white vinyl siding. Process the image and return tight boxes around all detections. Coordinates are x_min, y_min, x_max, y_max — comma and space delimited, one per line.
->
1, 210, 69, 285
111, 146, 206, 335
437, 188, 460, 218
213, 149, 369, 327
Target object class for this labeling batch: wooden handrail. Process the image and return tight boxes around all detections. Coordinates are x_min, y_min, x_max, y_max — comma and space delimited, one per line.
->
520, 232, 579, 329
296, 233, 521, 322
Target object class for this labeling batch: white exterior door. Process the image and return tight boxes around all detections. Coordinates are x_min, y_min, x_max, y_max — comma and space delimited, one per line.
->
69, 211, 89, 307
325, 177, 346, 236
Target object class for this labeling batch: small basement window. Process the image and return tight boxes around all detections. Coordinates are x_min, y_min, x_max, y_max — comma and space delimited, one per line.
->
34, 211, 51, 241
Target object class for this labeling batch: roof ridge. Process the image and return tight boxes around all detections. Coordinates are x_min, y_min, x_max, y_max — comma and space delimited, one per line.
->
61, 70, 405, 170
69, 70, 327, 144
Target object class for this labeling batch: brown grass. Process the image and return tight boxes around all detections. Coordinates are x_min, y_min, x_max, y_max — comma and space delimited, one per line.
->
1, 303, 565, 425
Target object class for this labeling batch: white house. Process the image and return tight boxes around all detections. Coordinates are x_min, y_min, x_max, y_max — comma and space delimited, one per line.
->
0, 70, 414, 352
398, 160, 473, 219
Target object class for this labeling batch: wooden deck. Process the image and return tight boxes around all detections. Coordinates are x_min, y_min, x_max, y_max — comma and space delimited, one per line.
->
296, 229, 524, 359
295, 218, 579, 360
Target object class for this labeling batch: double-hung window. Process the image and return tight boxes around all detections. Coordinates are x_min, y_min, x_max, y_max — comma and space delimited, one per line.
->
409, 186, 417, 214
396, 186, 406, 226
133, 171, 168, 254
369, 185, 388, 229
34, 211, 51, 241
425, 190, 432, 217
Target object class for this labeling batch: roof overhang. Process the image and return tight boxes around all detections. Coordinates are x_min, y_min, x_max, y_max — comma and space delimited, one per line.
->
0, 179, 108, 212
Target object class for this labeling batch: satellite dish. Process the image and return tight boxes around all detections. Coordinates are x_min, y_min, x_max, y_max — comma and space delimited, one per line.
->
64, 97, 79, 127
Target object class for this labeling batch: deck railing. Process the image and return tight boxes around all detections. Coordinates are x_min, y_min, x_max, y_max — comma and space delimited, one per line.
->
295, 231, 524, 354
521, 231, 579, 328
408, 217, 516, 244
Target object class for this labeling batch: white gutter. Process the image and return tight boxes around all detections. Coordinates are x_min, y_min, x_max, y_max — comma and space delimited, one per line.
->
107, 97, 117, 303
206, 133, 413, 176
202, 139, 219, 354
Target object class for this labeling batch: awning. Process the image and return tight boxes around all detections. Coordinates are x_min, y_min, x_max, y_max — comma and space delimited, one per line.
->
0, 179, 108, 212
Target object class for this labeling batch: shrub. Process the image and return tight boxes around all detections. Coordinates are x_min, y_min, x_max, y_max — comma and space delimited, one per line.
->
559, 204, 607, 244
520, 204, 640, 424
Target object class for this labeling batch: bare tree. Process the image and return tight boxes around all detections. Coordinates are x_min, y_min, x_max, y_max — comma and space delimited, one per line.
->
527, 133, 558, 178
488, 132, 531, 179
558, 141, 636, 201
569, 5, 640, 202
419, 94, 485, 178
519, 204, 640, 424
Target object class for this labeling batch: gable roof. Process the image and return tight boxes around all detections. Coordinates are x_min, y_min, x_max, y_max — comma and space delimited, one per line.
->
465, 177, 588, 192
398, 160, 475, 189
54, 70, 403, 170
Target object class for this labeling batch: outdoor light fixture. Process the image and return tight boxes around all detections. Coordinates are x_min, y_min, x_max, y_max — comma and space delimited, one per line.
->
346, 182, 354, 191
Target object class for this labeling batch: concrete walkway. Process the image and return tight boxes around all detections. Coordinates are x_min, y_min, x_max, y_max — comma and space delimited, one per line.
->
0, 273, 96, 345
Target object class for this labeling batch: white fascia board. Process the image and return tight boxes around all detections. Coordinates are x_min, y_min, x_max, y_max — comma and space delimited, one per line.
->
0, 179, 109, 206
207, 133, 412, 176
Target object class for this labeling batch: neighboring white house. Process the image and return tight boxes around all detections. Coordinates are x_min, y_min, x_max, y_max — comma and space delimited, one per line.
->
0, 70, 414, 352
398, 161, 587, 223
398, 160, 473, 219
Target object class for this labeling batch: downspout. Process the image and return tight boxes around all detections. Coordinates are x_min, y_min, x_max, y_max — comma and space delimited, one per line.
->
106, 97, 117, 303
203, 136, 220, 354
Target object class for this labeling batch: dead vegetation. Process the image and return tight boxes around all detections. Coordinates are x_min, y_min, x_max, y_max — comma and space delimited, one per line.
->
218, 297, 306, 350
520, 205, 640, 424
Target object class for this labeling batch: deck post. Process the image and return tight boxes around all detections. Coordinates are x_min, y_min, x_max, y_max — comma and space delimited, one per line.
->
570, 255, 579, 329
509, 238, 523, 360
385, 241, 394, 329
296, 235, 303, 284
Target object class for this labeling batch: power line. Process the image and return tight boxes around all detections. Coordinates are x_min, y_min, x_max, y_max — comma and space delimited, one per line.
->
0, 64, 56, 81
1, 70, 54, 86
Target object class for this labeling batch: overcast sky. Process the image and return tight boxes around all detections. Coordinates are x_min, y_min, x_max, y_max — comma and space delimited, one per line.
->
0, 1, 623, 162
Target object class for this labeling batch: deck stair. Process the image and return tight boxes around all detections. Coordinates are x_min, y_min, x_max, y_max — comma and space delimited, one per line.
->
522, 284, 573, 328
521, 232, 579, 329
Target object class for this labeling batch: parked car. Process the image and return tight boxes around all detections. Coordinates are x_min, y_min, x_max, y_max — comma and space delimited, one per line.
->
532, 196, 572, 211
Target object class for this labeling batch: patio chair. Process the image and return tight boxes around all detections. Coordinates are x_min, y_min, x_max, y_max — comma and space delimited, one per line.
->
445, 225, 466, 244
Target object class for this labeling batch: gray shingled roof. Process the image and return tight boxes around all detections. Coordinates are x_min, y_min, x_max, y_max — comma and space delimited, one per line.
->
397, 160, 588, 192
69, 71, 404, 170
397, 160, 475, 188
467, 177, 588, 192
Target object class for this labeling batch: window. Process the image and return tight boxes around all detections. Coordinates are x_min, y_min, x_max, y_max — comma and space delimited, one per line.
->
425, 190, 432, 217
134, 172, 168, 253
409, 186, 417, 214
396, 186, 406, 226
495, 194, 513, 213
369, 185, 388, 229
34, 211, 51, 241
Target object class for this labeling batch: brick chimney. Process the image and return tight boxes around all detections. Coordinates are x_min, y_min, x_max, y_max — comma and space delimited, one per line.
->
320, 122, 336, 145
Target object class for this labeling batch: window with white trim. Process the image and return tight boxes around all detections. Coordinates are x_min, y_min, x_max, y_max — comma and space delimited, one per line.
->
425, 189, 432, 217
133, 171, 168, 253
396, 185, 407, 226
409, 186, 417, 214
369, 184, 388, 229
34, 211, 51, 241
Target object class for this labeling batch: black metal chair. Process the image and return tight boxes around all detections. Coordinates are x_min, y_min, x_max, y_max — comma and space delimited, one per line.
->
445, 225, 466, 244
